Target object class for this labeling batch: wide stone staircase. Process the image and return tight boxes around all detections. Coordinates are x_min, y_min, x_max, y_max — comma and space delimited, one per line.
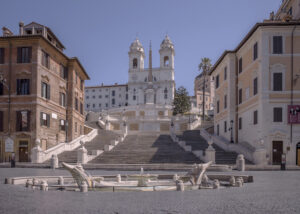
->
178, 130, 251, 165
56, 123, 120, 163
90, 134, 201, 164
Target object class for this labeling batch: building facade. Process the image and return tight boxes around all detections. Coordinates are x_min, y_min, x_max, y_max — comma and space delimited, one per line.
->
210, 1, 300, 166
194, 73, 214, 115
0, 22, 89, 162
85, 35, 175, 112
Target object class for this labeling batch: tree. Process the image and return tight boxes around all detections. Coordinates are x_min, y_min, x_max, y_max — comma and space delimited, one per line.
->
173, 86, 191, 115
198, 57, 212, 120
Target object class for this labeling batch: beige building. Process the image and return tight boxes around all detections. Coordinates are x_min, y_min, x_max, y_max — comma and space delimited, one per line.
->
210, 0, 300, 166
194, 73, 214, 115
0, 22, 89, 162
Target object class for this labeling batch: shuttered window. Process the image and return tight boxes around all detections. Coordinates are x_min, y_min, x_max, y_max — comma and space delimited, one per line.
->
239, 117, 242, 130
224, 94, 227, 109
16, 110, 30, 131
239, 88, 242, 104
238, 58, 243, 73
41, 82, 50, 99
224, 67, 227, 80
0, 82, 3, 95
253, 42, 258, 60
17, 79, 30, 95
254, 110, 258, 125
273, 73, 283, 91
75, 98, 78, 111
60, 64, 68, 80
59, 92, 66, 107
17, 47, 32, 63
0, 111, 3, 132
273, 36, 283, 54
253, 77, 258, 95
80, 102, 83, 114
217, 100, 220, 113
224, 121, 227, 133
41, 50, 50, 68
0, 48, 4, 64
40, 112, 50, 127
215, 75, 220, 88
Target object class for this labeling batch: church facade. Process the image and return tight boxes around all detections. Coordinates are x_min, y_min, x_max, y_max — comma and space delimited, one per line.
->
85, 35, 175, 112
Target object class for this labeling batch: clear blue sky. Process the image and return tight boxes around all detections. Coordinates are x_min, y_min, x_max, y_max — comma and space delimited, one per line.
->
1, 0, 282, 95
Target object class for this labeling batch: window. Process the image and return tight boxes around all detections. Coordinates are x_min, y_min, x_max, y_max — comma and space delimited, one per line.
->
112, 98, 115, 105
17, 79, 30, 95
41, 50, 49, 68
288, 7, 293, 15
99, 95, 101, 98
253, 42, 258, 60
99, 103, 101, 107
60, 64, 68, 80
40, 112, 50, 127
224, 95, 227, 109
245, 88, 249, 100
17, 47, 32, 63
224, 121, 227, 133
133, 58, 138, 68
0, 111, 3, 132
215, 75, 219, 88
92, 96, 95, 99
254, 110, 258, 125
112, 90, 115, 96
238, 117, 242, 130
239, 88, 242, 104
93, 104, 95, 108
59, 93, 66, 107
75, 72, 78, 84
217, 124, 219, 136
273, 73, 283, 91
273, 36, 283, 54
164, 88, 168, 99
16, 110, 30, 131
80, 102, 83, 114
224, 67, 227, 80
86, 96, 89, 99
164, 56, 169, 67
105, 95, 108, 98
80, 79, 83, 91
60, 119, 66, 131
0, 48, 4, 64
105, 103, 108, 107
41, 82, 50, 99
75, 122, 77, 132
75, 98, 78, 111
133, 95, 136, 100
0, 82, 3, 95
273, 107, 283, 122
253, 77, 258, 95
217, 100, 220, 113
126, 94, 128, 100
86, 104, 90, 108
238, 58, 243, 73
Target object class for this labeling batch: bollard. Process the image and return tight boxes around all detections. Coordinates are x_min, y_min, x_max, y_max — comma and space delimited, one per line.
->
80, 181, 88, 192
176, 180, 185, 192
51, 154, 59, 169
40, 180, 48, 191
213, 179, 220, 189
58, 176, 64, 185
25, 179, 31, 188
236, 154, 245, 171
236, 179, 243, 187
229, 176, 235, 187
32, 178, 39, 190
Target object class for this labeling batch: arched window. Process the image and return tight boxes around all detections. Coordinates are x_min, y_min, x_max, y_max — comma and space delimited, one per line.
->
164, 88, 168, 99
164, 56, 169, 67
133, 58, 138, 68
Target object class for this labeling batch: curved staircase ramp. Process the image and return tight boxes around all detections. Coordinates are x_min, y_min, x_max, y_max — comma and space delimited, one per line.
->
57, 128, 120, 164
178, 130, 252, 165
90, 134, 202, 164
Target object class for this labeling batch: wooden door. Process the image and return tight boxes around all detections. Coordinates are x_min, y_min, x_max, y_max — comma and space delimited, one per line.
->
19, 141, 28, 162
272, 141, 283, 165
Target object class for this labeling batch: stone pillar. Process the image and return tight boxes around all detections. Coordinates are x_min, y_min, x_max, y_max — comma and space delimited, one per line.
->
58, 176, 64, 185
176, 180, 185, 191
40, 180, 48, 191
236, 154, 245, 171
51, 154, 58, 169
77, 145, 88, 164
31, 139, 43, 163
213, 179, 220, 189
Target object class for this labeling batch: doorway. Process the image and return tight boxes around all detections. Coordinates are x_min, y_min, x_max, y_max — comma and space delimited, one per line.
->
19, 141, 28, 162
272, 141, 283, 165
297, 143, 300, 166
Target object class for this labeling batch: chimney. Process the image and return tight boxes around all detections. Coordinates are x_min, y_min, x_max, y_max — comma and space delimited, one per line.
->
2, 27, 13, 36
19, 21, 24, 35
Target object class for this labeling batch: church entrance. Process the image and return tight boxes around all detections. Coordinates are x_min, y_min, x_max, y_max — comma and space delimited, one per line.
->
272, 141, 283, 165
297, 143, 300, 166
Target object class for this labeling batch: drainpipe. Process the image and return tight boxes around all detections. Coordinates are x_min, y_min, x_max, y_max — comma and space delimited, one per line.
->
8, 39, 12, 135
235, 54, 239, 144
290, 23, 297, 147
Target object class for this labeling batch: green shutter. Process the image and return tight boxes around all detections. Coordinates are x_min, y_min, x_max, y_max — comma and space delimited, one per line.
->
47, 114, 50, 127
47, 84, 50, 99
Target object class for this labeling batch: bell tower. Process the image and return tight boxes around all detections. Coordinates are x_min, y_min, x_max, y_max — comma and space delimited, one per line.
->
128, 38, 145, 71
159, 35, 175, 69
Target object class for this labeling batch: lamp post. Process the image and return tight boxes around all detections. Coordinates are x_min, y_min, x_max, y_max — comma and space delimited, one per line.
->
229, 120, 234, 143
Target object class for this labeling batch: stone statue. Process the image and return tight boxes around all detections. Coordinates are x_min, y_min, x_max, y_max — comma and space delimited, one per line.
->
186, 161, 212, 186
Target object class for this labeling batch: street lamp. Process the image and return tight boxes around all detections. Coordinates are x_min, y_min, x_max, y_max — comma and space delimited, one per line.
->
228, 120, 234, 143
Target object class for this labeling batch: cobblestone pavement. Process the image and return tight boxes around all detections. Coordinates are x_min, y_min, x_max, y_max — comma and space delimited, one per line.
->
0, 168, 300, 214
